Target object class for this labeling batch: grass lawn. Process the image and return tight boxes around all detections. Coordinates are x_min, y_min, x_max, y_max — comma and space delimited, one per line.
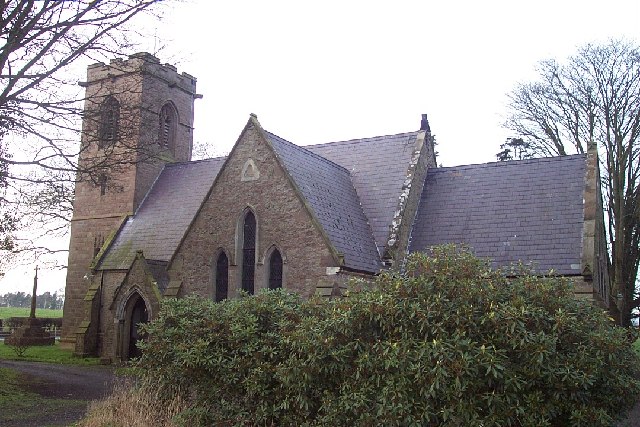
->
0, 306, 100, 366
0, 341, 100, 365
0, 307, 62, 319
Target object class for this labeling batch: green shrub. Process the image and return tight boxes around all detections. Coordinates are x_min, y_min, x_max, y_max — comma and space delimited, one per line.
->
138, 290, 315, 425
139, 246, 640, 426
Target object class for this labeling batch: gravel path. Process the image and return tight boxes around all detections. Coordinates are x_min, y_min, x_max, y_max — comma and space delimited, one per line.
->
0, 359, 119, 427
617, 400, 640, 427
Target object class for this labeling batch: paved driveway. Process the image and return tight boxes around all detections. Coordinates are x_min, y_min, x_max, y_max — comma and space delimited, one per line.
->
0, 359, 118, 427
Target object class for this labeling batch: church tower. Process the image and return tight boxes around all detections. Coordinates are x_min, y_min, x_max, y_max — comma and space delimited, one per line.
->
61, 53, 198, 349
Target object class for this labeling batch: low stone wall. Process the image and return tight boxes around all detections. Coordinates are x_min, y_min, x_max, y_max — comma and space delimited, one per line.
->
4, 317, 56, 346
2, 317, 63, 338
4, 317, 62, 329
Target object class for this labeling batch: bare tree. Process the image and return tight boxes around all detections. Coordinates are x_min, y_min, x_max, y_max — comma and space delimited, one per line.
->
505, 40, 640, 326
0, 0, 170, 268
192, 140, 227, 161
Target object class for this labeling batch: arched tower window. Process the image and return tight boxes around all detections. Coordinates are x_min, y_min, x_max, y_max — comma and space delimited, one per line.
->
99, 96, 119, 148
241, 211, 256, 295
158, 102, 177, 150
268, 249, 283, 290
215, 251, 229, 302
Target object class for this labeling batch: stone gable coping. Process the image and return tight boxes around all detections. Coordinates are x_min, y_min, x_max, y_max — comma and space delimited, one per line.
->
107, 251, 162, 314
384, 129, 434, 265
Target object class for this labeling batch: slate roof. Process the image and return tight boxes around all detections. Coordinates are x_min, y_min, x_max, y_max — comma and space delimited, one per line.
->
265, 131, 382, 272
306, 132, 420, 251
97, 121, 588, 279
409, 155, 586, 275
99, 157, 225, 270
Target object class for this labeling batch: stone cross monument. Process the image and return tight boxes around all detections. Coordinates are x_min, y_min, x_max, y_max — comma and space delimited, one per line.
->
5, 265, 55, 347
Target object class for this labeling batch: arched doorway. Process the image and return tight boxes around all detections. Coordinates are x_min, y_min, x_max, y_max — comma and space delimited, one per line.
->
122, 293, 149, 360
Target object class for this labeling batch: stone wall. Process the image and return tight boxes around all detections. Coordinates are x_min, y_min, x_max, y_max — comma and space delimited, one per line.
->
95, 270, 126, 360
62, 215, 127, 348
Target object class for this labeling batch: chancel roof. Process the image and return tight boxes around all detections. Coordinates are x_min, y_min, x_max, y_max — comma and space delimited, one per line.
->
409, 155, 587, 275
98, 157, 225, 270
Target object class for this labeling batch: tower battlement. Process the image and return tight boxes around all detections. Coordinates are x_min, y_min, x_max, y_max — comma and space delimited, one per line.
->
82, 52, 198, 96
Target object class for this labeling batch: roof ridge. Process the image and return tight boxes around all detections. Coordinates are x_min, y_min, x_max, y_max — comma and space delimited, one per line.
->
307, 130, 419, 148
264, 130, 351, 175
165, 156, 227, 168
434, 153, 586, 171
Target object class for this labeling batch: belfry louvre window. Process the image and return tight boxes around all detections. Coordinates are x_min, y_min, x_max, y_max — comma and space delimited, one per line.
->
215, 252, 229, 302
158, 103, 177, 148
99, 97, 119, 148
242, 212, 256, 295
268, 249, 283, 290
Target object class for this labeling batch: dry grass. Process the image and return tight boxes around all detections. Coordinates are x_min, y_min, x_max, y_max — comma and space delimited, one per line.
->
77, 381, 188, 427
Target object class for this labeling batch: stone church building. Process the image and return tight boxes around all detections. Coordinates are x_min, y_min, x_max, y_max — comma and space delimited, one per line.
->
61, 53, 610, 362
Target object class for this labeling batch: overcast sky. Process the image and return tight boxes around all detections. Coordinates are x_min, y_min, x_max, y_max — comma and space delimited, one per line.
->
2, 0, 640, 295
152, 0, 640, 165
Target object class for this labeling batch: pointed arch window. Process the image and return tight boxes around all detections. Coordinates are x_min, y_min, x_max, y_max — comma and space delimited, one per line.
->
241, 211, 256, 295
99, 96, 119, 148
158, 102, 177, 149
215, 252, 229, 302
268, 249, 283, 290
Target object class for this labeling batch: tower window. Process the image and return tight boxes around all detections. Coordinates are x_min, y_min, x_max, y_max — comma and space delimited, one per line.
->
268, 249, 283, 290
98, 174, 107, 196
215, 252, 229, 302
241, 211, 256, 295
158, 103, 177, 150
99, 96, 119, 148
